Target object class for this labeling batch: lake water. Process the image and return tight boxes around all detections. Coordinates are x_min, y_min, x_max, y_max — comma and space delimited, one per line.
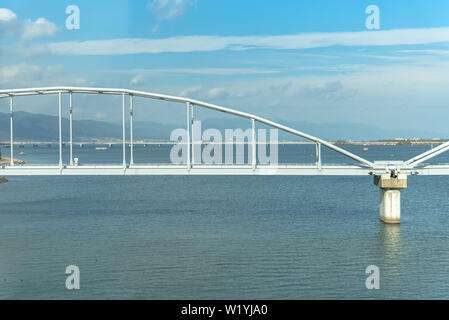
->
1, 144, 449, 299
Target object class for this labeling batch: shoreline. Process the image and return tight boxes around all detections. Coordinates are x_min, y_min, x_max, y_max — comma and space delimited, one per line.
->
1, 138, 447, 147
0, 157, 25, 184
0, 157, 26, 165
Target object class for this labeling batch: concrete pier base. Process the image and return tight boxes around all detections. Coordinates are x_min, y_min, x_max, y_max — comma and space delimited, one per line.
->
374, 174, 407, 224
379, 188, 401, 223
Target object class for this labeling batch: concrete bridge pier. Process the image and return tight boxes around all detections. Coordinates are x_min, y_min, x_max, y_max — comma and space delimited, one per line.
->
374, 174, 407, 224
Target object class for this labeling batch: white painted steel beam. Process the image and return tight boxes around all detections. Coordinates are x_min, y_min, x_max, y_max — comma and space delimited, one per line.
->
191, 103, 195, 166
316, 142, 322, 170
251, 119, 256, 170
186, 102, 191, 169
0, 87, 375, 168
69, 92, 73, 166
58, 92, 63, 169
0, 165, 373, 176
129, 94, 134, 166
9, 95, 13, 166
122, 93, 126, 168
405, 141, 449, 165
407, 144, 449, 168
1, 164, 449, 176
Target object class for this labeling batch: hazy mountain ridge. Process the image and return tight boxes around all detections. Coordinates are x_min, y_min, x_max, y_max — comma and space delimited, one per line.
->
0, 111, 444, 142
0, 111, 173, 141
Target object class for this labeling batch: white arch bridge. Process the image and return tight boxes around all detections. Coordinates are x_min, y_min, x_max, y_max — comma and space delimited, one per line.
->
1, 87, 449, 223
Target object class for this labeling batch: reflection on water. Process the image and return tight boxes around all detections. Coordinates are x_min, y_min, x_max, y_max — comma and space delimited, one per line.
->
379, 223, 402, 265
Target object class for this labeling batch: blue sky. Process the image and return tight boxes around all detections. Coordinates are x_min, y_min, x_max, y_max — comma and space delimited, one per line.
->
1, 0, 449, 134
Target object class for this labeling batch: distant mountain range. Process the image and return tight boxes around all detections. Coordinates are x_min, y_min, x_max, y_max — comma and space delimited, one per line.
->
0, 111, 445, 142
0, 111, 173, 141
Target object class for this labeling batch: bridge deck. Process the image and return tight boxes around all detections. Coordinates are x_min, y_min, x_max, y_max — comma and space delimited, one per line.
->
1, 164, 448, 176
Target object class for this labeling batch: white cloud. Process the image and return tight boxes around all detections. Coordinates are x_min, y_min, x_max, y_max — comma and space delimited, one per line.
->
207, 88, 229, 100
42, 27, 449, 55
182, 60, 449, 130
0, 8, 16, 22
0, 64, 42, 84
0, 8, 58, 40
0, 8, 19, 36
398, 49, 449, 55
299, 81, 357, 101
22, 17, 58, 41
105, 67, 278, 75
130, 74, 145, 85
148, 0, 195, 20
0, 63, 86, 87
178, 86, 230, 101
179, 86, 201, 97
